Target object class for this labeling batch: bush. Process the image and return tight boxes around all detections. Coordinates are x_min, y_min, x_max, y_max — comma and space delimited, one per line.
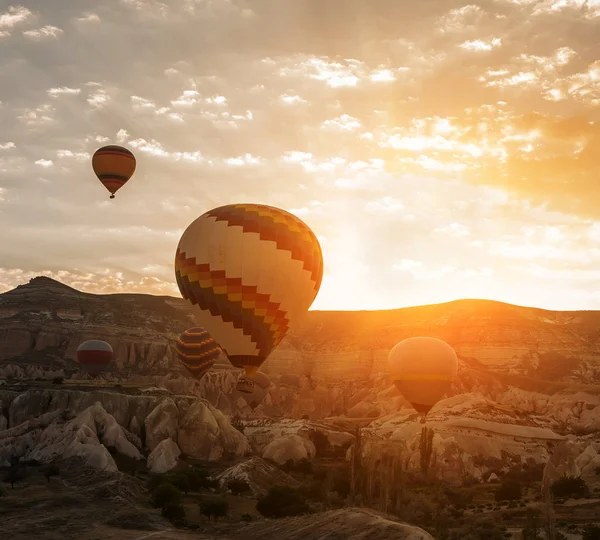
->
170, 473, 191, 494
151, 483, 182, 508
52, 377, 64, 384
256, 486, 309, 518
199, 497, 229, 520
308, 430, 331, 458
227, 478, 251, 495
44, 464, 60, 482
0, 484, 6, 497
161, 503, 186, 525
240, 513, 253, 522
495, 480, 522, 501
4, 464, 26, 488
583, 524, 600, 540
551, 475, 590, 499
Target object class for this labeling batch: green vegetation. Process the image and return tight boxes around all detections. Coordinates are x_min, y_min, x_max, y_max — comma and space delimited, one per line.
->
583, 524, 600, 540
256, 485, 310, 518
494, 479, 522, 501
227, 478, 251, 495
551, 475, 589, 499
150, 482, 182, 508
44, 464, 60, 483
199, 496, 229, 520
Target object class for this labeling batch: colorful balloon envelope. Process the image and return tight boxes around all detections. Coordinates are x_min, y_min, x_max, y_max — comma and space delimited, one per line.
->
387, 337, 457, 415
235, 371, 271, 410
76, 340, 114, 377
92, 145, 136, 199
176, 327, 221, 381
175, 203, 323, 378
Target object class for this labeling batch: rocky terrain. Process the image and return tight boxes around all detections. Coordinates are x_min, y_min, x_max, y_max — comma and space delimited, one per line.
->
2, 277, 600, 538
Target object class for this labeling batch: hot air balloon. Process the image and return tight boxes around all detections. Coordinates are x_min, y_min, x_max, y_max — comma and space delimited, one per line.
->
92, 145, 136, 199
176, 327, 221, 381
387, 337, 457, 416
175, 203, 323, 379
235, 371, 271, 410
76, 340, 114, 377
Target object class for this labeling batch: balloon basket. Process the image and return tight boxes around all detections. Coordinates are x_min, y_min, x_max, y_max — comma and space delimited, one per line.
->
236, 377, 255, 394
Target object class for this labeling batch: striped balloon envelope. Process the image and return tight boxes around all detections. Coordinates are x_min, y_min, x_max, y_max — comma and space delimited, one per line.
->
388, 337, 458, 415
76, 340, 114, 377
176, 327, 221, 380
175, 203, 323, 379
91, 145, 136, 199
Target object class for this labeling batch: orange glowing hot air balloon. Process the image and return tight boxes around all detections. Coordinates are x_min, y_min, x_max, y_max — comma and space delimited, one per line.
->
388, 337, 457, 416
175, 203, 323, 380
92, 145, 136, 199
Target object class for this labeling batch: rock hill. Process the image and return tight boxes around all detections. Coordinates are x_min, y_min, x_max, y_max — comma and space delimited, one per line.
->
3, 276, 600, 388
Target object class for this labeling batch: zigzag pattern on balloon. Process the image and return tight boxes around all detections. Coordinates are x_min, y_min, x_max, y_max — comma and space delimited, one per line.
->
176, 327, 220, 378
175, 251, 289, 361
206, 204, 323, 291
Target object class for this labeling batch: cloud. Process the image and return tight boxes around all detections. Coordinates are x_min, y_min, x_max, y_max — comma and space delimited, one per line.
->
23, 25, 63, 40
1, 0, 600, 311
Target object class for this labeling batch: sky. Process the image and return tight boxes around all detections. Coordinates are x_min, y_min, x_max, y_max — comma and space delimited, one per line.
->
2, 1, 600, 311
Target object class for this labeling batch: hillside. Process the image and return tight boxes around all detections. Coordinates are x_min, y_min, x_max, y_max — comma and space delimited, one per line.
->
1, 276, 599, 390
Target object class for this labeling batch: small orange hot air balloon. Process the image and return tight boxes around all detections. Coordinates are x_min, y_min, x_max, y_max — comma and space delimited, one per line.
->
92, 145, 136, 199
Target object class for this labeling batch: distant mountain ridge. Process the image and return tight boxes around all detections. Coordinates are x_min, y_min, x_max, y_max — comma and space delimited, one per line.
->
0, 276, 599, 391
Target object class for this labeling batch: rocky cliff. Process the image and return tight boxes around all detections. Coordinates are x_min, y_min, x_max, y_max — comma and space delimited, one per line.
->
4, 276, 600, 387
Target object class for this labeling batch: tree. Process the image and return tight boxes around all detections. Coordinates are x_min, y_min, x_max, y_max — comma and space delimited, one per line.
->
44, 464, 60, 483
199, 497, 229, 520
227, 478, 251, 495
151, 483, 182, 508
4, 463, 26, 488
583, 524, 600, 540
495, 479, 522, 501
256, 486, 309, 518
309, 430, 331, 458
551, 475, 589, 499
419, 427, 434, 475
161, 503, 186, 525
522, 508, 542, 540
170, 473, 191, 494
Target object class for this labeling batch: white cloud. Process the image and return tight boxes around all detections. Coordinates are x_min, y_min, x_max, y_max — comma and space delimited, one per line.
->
34, 159, 53, 167
0, 6, 31, 30
23, 26, 64, 40
48, 87, 81, 98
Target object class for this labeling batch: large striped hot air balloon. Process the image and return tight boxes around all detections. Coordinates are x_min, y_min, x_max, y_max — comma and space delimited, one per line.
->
176, 327, 221, 380
235, 371, 271, 410
387, 337, 457, 416
175, 203, 323, 379
92, 145, 136, 199
77, 340, 114, 377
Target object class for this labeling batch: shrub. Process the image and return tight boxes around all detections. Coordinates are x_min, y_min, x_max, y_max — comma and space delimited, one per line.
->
170, 473, 191, 494
308, 430, 331, 458
52, 377, 64, 384
161, 503, 186, 525
44, 464, 60, 483
151, 483, 182, 508
227, 478, 251, 495
199, 497, 229, 520
551, 475, 590, 499
240, 513, 253, 522
4, 464, 26, 488
583, 524, 600, 540
256, 486, 309, 518
495, 480, 522, 501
